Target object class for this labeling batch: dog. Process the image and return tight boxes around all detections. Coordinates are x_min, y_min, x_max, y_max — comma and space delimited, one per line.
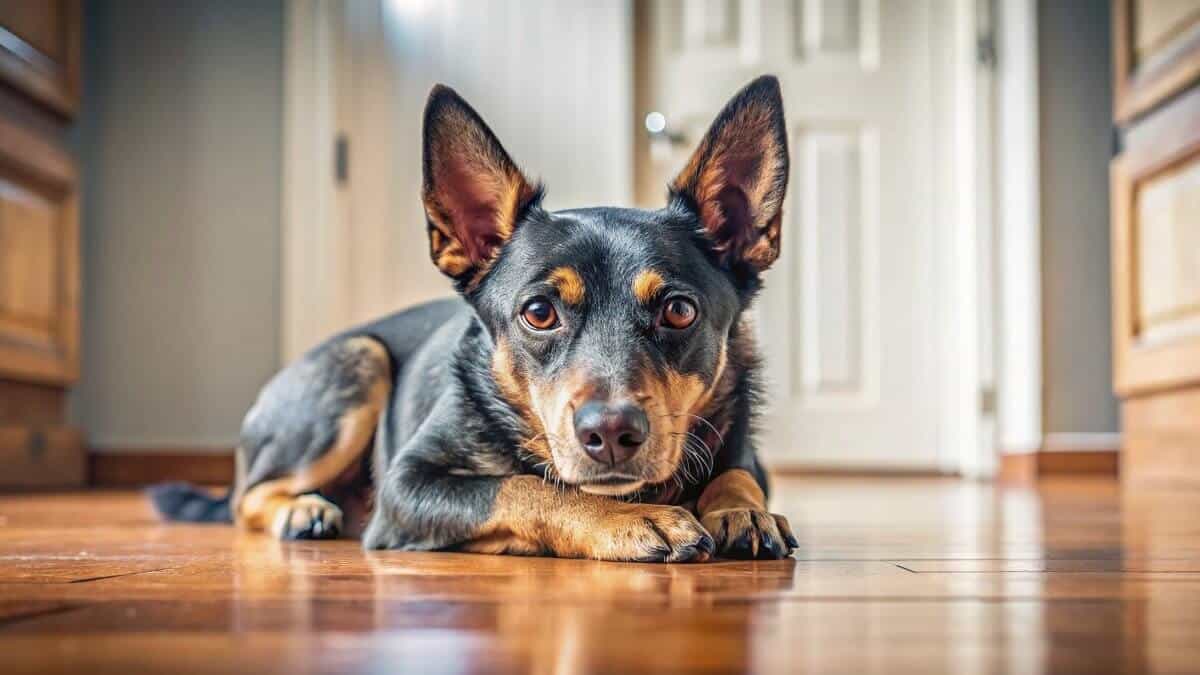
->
151, 75, 796, 562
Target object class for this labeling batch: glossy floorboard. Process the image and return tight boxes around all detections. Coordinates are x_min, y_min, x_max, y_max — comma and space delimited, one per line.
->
1, 477, 1198, 674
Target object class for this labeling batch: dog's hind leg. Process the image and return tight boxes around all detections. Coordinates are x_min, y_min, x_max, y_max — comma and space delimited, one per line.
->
235, 336, 392, 540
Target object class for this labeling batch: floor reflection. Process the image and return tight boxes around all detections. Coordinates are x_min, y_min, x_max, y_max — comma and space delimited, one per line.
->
7, 478, 1199, 673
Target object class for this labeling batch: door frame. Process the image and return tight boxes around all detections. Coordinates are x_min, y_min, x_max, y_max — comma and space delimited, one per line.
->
284, 0, 1005, 477
280, 0, 352, 364
933, 0, 1000, 479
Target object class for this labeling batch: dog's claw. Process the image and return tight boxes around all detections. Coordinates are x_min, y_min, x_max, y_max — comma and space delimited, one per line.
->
702, 508, 795, 560
589, 505, 712, 563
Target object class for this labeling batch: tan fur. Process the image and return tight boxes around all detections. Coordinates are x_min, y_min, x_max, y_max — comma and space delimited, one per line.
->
468, 475, 709, 561
632, 269, 665, 304
491, 338, 552, 462
697, 468, 766, 514
547, 266, 586, 306
626, 339, 729, 484
235, 338, 391, 535
527, 367, 604, 482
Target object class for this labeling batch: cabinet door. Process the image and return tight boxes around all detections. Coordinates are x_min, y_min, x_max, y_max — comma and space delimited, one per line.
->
1114, 0, 1200, 123
0, 117, 78, 384
1112, 88, 1200, 395
0, 0, 80, 116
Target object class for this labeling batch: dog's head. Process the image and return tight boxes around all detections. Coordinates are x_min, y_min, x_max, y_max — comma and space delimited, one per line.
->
421, 76, 788, 495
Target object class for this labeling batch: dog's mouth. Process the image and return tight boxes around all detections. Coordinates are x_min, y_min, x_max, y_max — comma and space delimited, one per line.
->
577, 474, 646, 496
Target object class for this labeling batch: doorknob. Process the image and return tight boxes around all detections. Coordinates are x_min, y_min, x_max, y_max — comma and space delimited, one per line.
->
644, 111, 687, 146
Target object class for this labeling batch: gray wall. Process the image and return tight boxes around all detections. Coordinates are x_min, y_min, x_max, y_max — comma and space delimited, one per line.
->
1037, 0, 1119, 435
77, 0, 283, 449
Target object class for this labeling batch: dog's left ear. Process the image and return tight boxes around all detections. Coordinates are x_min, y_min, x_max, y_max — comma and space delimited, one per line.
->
422, 85, 540, 285
670, 75, 789, 273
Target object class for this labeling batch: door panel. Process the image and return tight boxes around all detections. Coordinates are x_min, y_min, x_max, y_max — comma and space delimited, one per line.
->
1113, 87, 1200, 397
0, 117, 79, 384
792, 125, 875, 406
637, 0, 945, 468
1114, 0, 1200, 123
1136, 157, 1200, 338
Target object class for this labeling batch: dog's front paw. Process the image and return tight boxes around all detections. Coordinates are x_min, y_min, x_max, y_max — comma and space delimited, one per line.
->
702, 509, 796, 560
271, 493, 343, 540
585, 505, 714, 563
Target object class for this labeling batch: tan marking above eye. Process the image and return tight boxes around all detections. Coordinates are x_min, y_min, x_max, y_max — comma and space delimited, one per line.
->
547, 266, 586, 306
632, 269, 664, 304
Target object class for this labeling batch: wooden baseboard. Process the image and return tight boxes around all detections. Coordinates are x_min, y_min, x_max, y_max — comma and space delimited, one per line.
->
771, 467, 949, 478
89, 449, 235, 487
999, 449, 1119, 483
85, 443, 1119, 489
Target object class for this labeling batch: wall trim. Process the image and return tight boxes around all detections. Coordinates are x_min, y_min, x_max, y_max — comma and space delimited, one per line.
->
1041, 432, 1122, 453
89, 449, 235, 487
998, 439, 1120, 482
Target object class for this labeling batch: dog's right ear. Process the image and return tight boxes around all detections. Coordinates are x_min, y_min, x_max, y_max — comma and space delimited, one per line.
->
421, 85, 540, 286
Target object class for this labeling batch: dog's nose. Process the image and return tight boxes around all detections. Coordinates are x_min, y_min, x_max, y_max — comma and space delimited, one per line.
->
573, 400, 649, 465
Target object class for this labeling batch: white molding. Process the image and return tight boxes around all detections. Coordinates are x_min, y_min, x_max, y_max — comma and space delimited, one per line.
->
280, 0, 350, 365
1042, 433, 1122, 453
995, 0, 1043, 457
1001, 443, 1041, 457
932, 0, 996, 479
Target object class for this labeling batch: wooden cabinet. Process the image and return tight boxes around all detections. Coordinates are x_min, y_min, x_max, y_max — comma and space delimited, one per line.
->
0, 1, 83, 487
1112, 0, 1200, 486
0, 0, 81, 116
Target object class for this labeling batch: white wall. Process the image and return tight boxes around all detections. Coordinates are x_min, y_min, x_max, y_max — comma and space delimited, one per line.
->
1037, 0, 1119, 438
77, 0, 284, 449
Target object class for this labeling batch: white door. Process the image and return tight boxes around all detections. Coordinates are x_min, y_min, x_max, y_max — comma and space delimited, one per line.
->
325, 1, 634, 332
638, 0, 963, 469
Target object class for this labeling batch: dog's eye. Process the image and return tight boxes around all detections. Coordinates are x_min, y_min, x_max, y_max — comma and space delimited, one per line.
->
660, 296, 698, 329
521, 297, 559, 331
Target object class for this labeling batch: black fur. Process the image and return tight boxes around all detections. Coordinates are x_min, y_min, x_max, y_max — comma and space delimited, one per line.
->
148, 483, 232, 523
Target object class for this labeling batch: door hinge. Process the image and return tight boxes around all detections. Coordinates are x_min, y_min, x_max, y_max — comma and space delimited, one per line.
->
335, 133, 349, 185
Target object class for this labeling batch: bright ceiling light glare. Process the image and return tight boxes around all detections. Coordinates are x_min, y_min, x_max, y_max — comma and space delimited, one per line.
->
644, 111, 667, 135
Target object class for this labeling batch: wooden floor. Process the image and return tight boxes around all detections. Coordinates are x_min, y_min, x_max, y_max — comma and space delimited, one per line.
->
1, 477, 1198, 674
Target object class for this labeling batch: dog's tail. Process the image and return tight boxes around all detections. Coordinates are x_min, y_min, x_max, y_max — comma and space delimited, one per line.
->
147, 482, 233, 523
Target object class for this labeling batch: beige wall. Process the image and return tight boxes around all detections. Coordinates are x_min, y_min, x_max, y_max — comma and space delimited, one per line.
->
76, 0, 284, 449
1038, 0, 1119, 436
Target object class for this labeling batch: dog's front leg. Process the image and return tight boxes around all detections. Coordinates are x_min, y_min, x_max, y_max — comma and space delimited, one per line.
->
697, 468, 797, 559
365, 472, 713, 562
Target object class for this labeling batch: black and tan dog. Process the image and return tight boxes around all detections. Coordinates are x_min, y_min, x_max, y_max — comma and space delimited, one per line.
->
151, 75, 795, 562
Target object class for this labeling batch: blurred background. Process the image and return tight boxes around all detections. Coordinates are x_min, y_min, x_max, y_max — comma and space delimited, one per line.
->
1, 0, 1196, 490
